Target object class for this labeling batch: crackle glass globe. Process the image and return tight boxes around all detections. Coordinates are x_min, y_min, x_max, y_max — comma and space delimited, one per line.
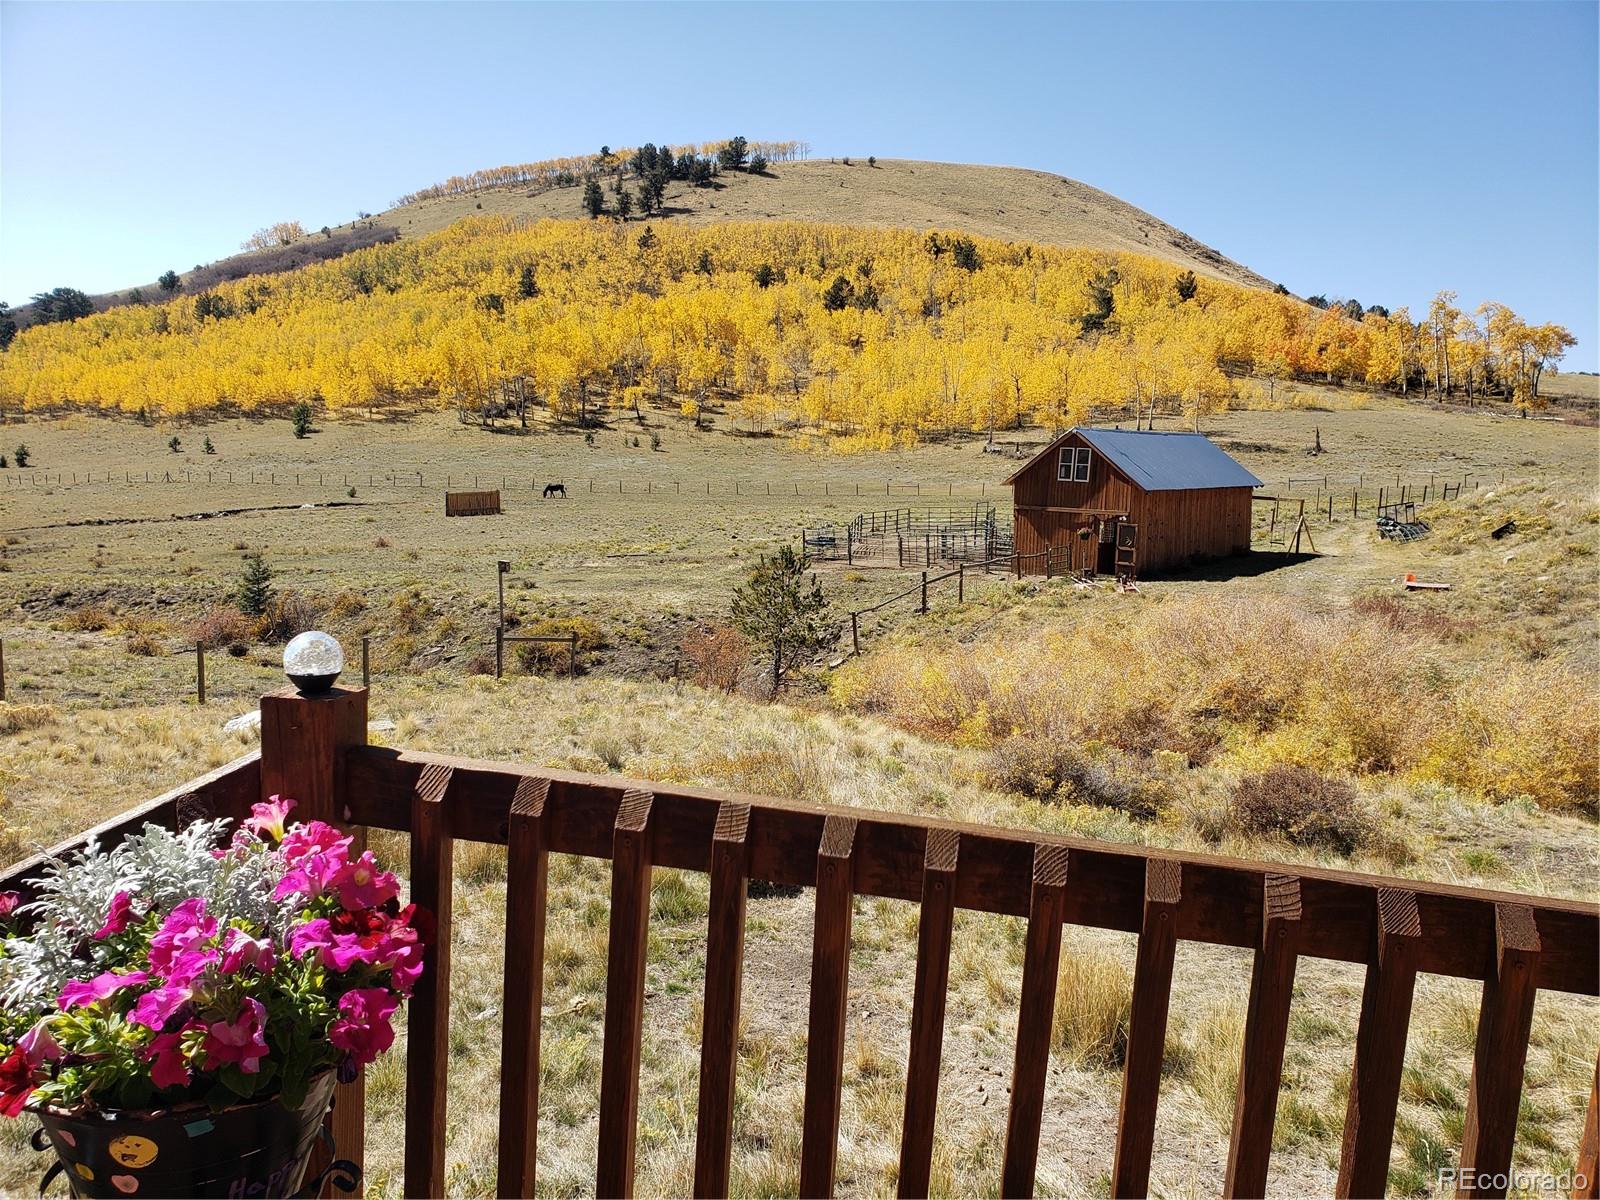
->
283, 631, 344, 694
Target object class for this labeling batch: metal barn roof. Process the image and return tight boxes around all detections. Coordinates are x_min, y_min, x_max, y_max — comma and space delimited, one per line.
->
1006, 427, 1262, 492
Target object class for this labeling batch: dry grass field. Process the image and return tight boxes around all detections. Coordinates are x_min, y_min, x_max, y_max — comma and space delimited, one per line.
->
1, 396, 1595, 1196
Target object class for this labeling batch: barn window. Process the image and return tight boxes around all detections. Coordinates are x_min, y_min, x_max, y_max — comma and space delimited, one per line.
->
1057, 446, 1092, 482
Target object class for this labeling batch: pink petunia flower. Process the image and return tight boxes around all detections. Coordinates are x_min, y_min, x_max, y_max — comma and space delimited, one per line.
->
145, 1027, 196, 1090
328, 988, 398, 1067
18, 1021, 62, 1066
93, 891, 136, 939
278, 820, 350, 867
203, 998, 269, 1075
128, 985, 193, 1031
329, 851, 399, 912
0, 892, 21, 919
219, 927, 276, 975
148, 898, 218, 978
244, 796, 297, 842
58, 969, 150, 1010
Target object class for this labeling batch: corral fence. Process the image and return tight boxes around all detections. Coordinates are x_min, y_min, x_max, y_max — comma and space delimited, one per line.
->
803, 504, 1012, 568
2, 685, 1595, 1199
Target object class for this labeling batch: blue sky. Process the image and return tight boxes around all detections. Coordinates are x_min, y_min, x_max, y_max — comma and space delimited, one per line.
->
3, 1, 1596, 368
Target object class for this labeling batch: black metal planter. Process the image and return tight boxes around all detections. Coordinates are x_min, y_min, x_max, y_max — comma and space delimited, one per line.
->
31, 1071, 354, 1199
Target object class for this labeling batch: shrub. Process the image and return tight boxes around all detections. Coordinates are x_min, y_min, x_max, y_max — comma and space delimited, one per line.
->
122, 618, 166, 656
326, 589, 368, 620
60, 603, 113, 632
514, 615, 606, 674
985, 735, 1159, 816
258, 590, 323, 643
191, 606, 258, 650
0, 702, 58, 735
1230, 765, 1367, 854
680, 624, 748, 692
13, 445, 29, 468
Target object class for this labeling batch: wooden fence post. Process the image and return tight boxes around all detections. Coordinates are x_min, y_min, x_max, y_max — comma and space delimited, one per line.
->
851, 612, 860, 655
258, 683, 369, 1197
361, 636, 370, 688
958, 564, 965, 603
195, 645, 206, 705
496, 627, 504, 680
568, 633, 578, 678
2, 636, 8, 702
920, 571, 928, 614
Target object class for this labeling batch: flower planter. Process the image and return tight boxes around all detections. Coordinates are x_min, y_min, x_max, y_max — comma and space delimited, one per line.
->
33, 1071, 337, 1199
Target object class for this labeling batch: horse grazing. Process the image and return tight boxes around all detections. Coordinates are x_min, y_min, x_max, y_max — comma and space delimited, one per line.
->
543, 482, 567, 499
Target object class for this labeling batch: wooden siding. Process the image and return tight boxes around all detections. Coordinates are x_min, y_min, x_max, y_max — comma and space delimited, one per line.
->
1009, 432, 1253, 574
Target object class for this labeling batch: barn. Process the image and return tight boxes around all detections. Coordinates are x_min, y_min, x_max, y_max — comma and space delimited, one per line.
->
1004, 427, 1261, 577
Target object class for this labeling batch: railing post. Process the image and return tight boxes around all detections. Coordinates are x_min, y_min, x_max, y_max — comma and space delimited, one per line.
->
258, 683, 369, 1197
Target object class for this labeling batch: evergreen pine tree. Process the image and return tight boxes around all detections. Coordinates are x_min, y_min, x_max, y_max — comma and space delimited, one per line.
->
235, 554, 274, 617
582, 179, 606, 218
730, 546, 839, 697
291, 401, 312, 438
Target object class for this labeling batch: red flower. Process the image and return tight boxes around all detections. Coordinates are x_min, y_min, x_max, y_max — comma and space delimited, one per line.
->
0, 1046, 34, 1118
93, 891, 136, 939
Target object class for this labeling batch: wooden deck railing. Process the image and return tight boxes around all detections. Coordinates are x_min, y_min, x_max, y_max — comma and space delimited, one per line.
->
4, 685, 1597, 1199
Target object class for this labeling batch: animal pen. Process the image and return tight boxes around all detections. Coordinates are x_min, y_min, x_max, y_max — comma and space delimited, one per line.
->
802, 504, 1011, 567
4, 682, 1596, 1199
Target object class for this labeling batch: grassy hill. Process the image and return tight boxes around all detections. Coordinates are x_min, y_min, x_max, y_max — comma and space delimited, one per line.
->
12, 157, 1270, 329
383, 158, 1274, 289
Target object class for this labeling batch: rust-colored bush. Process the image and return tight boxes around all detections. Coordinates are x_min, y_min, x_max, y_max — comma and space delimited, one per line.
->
60, 603, 114, 632
680, 624, 749, 693
190, 606, 258, 650
1230, 765, 1367, 854
259, 590, 323, 644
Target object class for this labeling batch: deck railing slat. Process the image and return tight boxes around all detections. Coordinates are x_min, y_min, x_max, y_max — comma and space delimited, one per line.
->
1001, 843, 1070, 1199
1336, 887, 1423, 1199
1456, 903, 1542, 1198
404, 762, 455, 1199
1112, 859, 1182, 1197
597, 789, 655, 1199
897, 828, 960, 1199
1575, 1056, 1600, 1200
800, 814, 859, 1199
1224, 873, 1303, 1198
496, 776, 552, 1199
693, 801, 751, 1199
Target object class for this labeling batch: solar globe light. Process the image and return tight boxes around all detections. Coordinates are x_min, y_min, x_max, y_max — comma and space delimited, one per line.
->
283, 631, 344, 695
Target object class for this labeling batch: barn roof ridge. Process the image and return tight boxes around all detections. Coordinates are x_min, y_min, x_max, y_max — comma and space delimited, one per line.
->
1003, 426, 1263, 492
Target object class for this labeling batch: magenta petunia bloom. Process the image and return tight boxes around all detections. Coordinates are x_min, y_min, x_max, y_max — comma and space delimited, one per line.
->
57, 970, 151, 1011
128, 984, 193, 1031
278, 820, 350, 867
244, 796, 297, 842
329, 851, 400, 912
328, 988, 398, 1067
148, 898, 218, 978
203, 998, 269, 1075
93, 891, 136, 939
145, 1028, 196, 1090
0, 892, 21, 919
220, 927, 277, 975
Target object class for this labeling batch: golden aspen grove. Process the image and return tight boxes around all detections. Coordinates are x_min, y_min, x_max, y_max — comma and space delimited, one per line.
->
0, 212, 1574, 445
